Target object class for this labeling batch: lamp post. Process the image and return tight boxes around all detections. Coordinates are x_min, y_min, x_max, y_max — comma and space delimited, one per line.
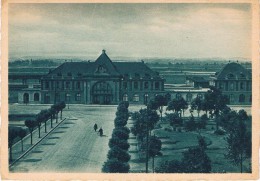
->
67, 93, 71, 109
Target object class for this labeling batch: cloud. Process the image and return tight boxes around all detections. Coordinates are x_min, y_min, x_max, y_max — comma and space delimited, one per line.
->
8, 3, 252, 59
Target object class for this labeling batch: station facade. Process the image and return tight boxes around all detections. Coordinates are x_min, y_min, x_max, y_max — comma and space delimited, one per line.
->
40, 50, 165, 105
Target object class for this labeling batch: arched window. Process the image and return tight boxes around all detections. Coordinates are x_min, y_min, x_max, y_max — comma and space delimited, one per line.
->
227, 74, 235, 79
144, 93, 149, 105
240, 82, 244, 90
65, 93, 71, 101
75, 93, 81, 101
186, 93, 192, 102
23, 93, 29, 104
134, 81, 138, 89
239, 94, 245, 103
34, 93, 39, 101
144, 82, 149, 89
176, 93, 182, 100
76, 81, 81, 89
133, 94, 139, 102
155, 82, 160, 90
197, 93, 203, 100
229, 94, 234, 103
123, 94, 128, 101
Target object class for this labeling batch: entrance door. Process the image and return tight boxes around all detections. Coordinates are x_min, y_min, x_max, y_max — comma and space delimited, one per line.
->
92, 82, 113, 105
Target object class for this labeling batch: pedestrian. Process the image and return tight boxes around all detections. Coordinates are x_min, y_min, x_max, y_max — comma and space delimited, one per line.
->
94, 123, 98, 132
98, 127, 103, 136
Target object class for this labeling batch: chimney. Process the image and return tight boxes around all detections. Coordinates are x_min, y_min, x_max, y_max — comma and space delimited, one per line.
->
102, 49, 106, 54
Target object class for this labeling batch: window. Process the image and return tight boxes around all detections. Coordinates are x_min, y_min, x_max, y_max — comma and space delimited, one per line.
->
134, 82, 138, 89
133, 94, 139, 102
65, 93, 71, 101
197, 93, 203, 100
219, 83, 223, 90
67, 72, 72, 76
123, 82, 127, 90
66, 81, 71, 89
240, 82, 244, 90
227, 74, 235, 79
229, 94, 234, 103
34, 93, 39, 101
75, 93, 81, 101
239, 94, 245, 103
144, 82, 149, 89
249, 95, 252, 102
176, 93, 182, 100
55, 93, 60, 102
240, 73, 245, 79
123, 94, 128, 101
56, 81, 60, 89
155, 82, 160, 90
144, 93, 149, 105
230, 82, 234, 91
186, 93, 192, 102
45, 81, 49, 89
76, 81, 81, 89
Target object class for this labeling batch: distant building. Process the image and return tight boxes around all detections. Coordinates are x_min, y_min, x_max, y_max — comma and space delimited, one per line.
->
186, 76, 210, 88
210, 62, 252, 105
40, 50, 165, 105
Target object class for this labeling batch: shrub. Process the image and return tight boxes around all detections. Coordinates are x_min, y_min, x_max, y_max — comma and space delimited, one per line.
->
214, 129, 225, 135
107, 146, 131, 162
114, 117, 127, 127
112, 128, 129, 140
109, 137, 130, 150
102, 158, 130, 173
156, 160, 184, 173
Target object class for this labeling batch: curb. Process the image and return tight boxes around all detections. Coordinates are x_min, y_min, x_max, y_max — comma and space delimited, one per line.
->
9, 118, 67, 168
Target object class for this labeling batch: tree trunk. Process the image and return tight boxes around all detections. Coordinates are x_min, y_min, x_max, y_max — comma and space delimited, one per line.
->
60, 110, 62, 120
38, 126, 41, 138
21, 139, 24, 152
146, 123, 149, 173
30, 131, 33, 145
9, 143, 13, 162
152, 156, 155, 173
56, 112, 58, 123
45, 121, 47, 133
51, 115, 53, 128
240, 154, 243, 173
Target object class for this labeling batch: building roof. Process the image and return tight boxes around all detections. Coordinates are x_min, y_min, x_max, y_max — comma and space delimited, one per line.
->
216, 62, 251, 80
45, 50, 161, 79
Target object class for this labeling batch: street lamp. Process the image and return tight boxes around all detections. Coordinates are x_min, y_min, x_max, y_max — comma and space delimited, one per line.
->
67, 93, 71, 109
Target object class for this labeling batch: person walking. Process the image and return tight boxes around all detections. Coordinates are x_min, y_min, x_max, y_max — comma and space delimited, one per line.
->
98, 127, 103, 136
94, 123, 98, 132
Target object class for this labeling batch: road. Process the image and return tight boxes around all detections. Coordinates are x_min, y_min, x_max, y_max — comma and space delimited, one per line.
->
10, 105, 117, 173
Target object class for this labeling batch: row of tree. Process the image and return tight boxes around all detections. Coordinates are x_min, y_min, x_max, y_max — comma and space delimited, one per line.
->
102, 101, 131, 173
8, 101, 66, 162
131, 102, 162, 172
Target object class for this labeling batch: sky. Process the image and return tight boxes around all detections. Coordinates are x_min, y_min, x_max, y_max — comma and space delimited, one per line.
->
9, 3, 252, 60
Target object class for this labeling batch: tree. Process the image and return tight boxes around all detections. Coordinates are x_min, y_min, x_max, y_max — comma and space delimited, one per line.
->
203, 86, 229, 130
141, 136, 162, 173
191, 97, 203, 117
107, 146, 131, 162
156, 160, 184, 173
184, 116, 197, 131
165, 112, 183, 131
167, 98, 188, 117
109, 137, 130, 151
225, 116, 251, 173
197, 135, 207, 150
51, 104, 59, 123
59, 101, 66, 120
197, 114, 208, 131
8, 127, 18, 162
148, 95, 168, 122
102, 158, 130, 173
182, 147, 211, 173
25, 119, 37, 144
49, 107, 56, 128
112, 128, 129, 140
17, 127, 27, 152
